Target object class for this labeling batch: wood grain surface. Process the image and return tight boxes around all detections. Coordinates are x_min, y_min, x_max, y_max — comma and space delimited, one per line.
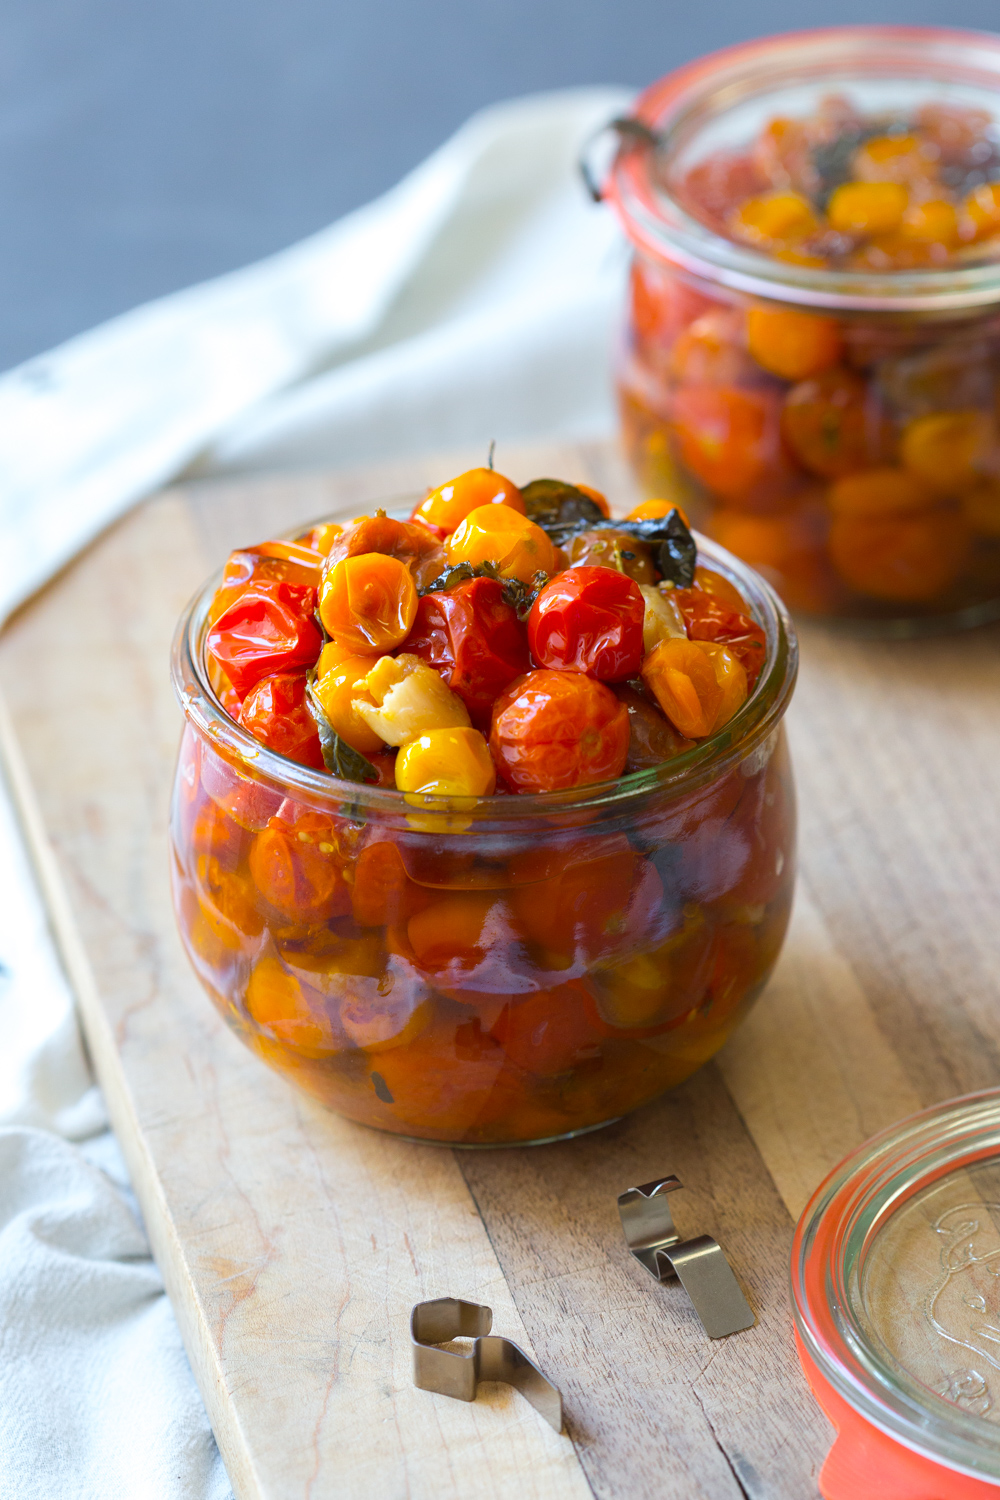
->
2, 438, 999, 1499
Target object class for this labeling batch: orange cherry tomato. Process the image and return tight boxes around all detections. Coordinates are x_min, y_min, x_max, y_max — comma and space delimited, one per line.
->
351, 839, 432, 928
827, 467, 937, 520
207, 579, 322, 698
669, 310, 754, 386
249, 810, 353, 923
445, 506, 557, 585
368, 1018, 505, 1138
828, 506, 970, 602
489, 670, 629, 793
782, 367, 895, 479
708, 508, 837, 615
509, 839, 643, 965
238, 672, 325, 769
296, 522, 344, 555
693, 566, 747, 611
319, 553, 417, 652
407, 891, 510, 973
828, 181, 908, 235
691, 641, 748, 731
489, 983, 611, 1075
245, 955, 341, 1053
410, 467, 524, 537
627, 498, 691, 526
629, 259, 715, 345
730, 190, 819, 250
324, 514, 445, 590
963, 183, 1000, 242
641, 638, 723, 739
671, 386, 789, 506
746, 307, 842, 381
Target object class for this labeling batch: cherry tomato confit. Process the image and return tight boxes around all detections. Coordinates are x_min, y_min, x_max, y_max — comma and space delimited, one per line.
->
170, 465, 795, 1143
618, 95, 1000, 624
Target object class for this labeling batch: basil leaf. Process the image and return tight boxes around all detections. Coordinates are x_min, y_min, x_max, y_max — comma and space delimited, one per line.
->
520, 478, 605, 533
305, 674, 379, 784
653, 509, 697, 588
535, 505, 697, 586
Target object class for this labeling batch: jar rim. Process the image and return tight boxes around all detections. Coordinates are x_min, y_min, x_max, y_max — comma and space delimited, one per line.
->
606, 24, 1000, 314
169, 504, 798, 821
791, 1087, 1000, 1481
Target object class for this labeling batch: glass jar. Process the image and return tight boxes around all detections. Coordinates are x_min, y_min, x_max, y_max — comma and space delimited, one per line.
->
169, 519, 797, 1146
606, 26, 1000, 633
792, 1089, 1000, 1497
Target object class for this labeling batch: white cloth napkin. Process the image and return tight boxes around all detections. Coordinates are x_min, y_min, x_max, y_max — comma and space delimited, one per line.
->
0, 86, 630, 1497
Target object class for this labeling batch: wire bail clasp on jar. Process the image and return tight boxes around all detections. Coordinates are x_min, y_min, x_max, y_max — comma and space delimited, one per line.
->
617, 1175, 755, 1339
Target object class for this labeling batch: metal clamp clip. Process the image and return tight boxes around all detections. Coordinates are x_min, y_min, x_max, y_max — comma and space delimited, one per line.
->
618, 1176, 755, 1339
411, 1298, 563, 1432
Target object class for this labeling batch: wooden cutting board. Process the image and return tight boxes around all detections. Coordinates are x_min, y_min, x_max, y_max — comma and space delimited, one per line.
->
3, 437, 1000, 1500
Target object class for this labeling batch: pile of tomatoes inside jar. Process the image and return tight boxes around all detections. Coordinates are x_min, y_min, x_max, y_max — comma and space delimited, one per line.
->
171, 464, 795, 1144
620, 98, 1000, 619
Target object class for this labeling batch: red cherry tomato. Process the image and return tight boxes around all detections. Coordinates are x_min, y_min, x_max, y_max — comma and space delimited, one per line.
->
490, 669, 630, 793
206, 580, 322, 698
208, 542, 323, 624
671, 588, 767, 690
238, 672, 325, 769
489, 982, 611, 1075
404, 577, 530, 728
527, 566, 644, 681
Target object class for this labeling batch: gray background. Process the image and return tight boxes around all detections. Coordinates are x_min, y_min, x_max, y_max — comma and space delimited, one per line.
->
4, 0, 999, 371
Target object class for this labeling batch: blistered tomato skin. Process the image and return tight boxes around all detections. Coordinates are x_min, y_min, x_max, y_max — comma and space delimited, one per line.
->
445, 507, 557, 585
411, 467, 524, 537
404, 578, 530, 727
527, 567, 645, 681
319, 553, 418, 653
237, 673, 325, 769
490, 670, 630, 793
209, 543, 324, 624
207, 581, 322, 698
672, 588, 767, 690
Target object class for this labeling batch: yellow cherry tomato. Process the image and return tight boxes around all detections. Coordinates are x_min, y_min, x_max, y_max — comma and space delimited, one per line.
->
828, 181, 908, 236
319, 552, 417, 652
827, 467, 937, 520
731, 191, 819, 250
690, 640, 749, 731
900, 410, 994, 495
410, 467, 524, 535
746, 307, 842, 381
900, 199, 959, 246
312, 653, 385, 755
395, 727, 497, 799
963, 183, 1000, 242
445, 505, 557, 584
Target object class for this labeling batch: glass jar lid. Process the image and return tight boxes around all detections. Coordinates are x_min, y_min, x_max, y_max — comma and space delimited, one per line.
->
606, 26, 1000, 313
792, 1089, 1000, 1483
